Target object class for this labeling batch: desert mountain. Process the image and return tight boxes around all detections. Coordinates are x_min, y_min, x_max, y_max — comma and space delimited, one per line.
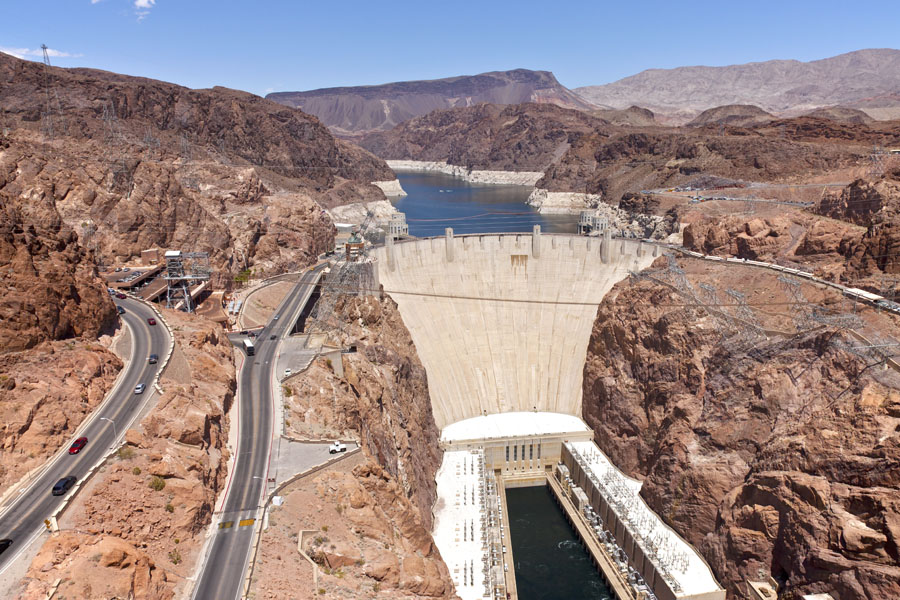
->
0, 50, 394, 278
267, 69, 597, 135
575, 49, 900, 121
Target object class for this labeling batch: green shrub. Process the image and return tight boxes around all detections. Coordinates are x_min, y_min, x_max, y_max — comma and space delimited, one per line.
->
117, 446, 136, 460
165, 503, 174, 513
132, 467, 141, 476
149, 476, 166, 491
168, 548, 181, 565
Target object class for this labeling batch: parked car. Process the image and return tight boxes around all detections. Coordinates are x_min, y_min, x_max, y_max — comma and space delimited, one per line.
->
284, 368, 292, 378
68, 437, 88, 455
329, 441, 347, 454
148, 354, 158, 364
0, 539, 11, 554
134, 383, 146, 394
116, 306, 125, 315
51, 476, 77, 496
116, 293, 127, 300
240, 330, 249, 335
147, 318, 156, 326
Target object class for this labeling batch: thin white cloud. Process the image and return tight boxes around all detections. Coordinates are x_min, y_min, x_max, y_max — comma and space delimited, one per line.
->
91, 0, 103, 4
0, 46, 83, 60
134, 0, 155, 20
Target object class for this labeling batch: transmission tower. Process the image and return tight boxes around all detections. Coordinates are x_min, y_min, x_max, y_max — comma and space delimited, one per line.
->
39, 44, 66, 139
725, 289, 764, 341
870, 146, 886, 178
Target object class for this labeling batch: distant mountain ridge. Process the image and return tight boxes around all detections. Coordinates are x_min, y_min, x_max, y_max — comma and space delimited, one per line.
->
575, 49, 900, 121
267, 69, 597, 135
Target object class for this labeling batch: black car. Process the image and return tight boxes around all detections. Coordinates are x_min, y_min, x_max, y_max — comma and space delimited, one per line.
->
116, 306, 125, 315
148, 353, 158, 364
0, 538, 11, 554
270, 334, 276, 340
52, 475, 77, 496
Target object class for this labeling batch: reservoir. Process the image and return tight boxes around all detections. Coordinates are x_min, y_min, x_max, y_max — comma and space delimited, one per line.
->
393, 171, 580, 237
506, 485, 614, 600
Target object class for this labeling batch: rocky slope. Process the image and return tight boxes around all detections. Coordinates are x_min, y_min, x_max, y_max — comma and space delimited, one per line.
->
273, 293, 452, 598
582, 265, 900, 599
18, 309, 236, 600
359, 101, 885, 204
686, 104, 775, 128
268, 69, 596, 135
0, 50, 396, 277
574, 48, 900, 121
359, 102, 609, 172
0, 137, 124, 495
287, 294, 442, 526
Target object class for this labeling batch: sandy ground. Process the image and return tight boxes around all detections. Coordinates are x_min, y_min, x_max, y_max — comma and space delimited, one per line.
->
248, 451, 367, 600
240, 281, 294, 329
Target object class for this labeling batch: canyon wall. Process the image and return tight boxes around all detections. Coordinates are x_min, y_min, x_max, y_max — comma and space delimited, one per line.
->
581, 270, 900, 599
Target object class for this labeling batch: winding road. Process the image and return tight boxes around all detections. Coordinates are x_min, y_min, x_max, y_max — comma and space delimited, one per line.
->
191, 264, 326, 600
0, 297, 170, 572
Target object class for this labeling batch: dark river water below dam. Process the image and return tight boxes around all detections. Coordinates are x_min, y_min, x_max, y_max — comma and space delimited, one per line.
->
392, 171, 580, 237
507, 486, 613, 600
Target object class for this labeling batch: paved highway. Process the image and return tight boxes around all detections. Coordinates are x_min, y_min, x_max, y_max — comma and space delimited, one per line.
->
0, 297, 169, 571
192, 264, 326, 600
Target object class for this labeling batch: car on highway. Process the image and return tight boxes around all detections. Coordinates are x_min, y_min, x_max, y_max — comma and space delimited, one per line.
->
68, 437, 88, 455
284, 368, 292, 377
240, 330, 249, 335
273, 314, 279, 320
51, 476, 77, 496
148, 354, 158, 364
0, 538, 11, 554
116, 292, 127, 299
134, 383, 146, 394
329, 441, 347, 454
270, 334, 276, 340
147, 317, 156, 326
116, 306, 125, 315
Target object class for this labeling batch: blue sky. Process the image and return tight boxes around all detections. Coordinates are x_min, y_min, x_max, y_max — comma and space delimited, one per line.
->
2, 0, 898, 96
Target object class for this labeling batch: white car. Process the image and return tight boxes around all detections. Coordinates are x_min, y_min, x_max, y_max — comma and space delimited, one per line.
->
284, 368, 292, 378
329, 441, 347, 454
134, 383, 146, 394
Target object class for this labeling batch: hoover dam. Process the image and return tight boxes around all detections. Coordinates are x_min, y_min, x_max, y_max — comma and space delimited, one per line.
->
373, 228, 726, 600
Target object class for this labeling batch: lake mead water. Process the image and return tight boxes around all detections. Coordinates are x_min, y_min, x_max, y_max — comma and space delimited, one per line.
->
392, 171, 580, 237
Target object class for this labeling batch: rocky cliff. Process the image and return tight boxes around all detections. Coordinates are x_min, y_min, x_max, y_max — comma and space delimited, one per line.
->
19, 309, 236, 600
278, 293, 452, 598
582, 266, 900, 599
359, 102, 608, 172
287, 294, 442, 527
268, 69, 596, 135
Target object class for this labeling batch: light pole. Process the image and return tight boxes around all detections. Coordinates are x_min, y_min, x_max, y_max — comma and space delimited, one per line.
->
100, 417, 117, 445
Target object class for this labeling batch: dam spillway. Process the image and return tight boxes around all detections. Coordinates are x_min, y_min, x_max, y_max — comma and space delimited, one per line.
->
373, 228, 657, 429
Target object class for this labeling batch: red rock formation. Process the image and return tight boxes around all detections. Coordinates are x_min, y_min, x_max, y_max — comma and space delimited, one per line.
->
581, 276, 900, 599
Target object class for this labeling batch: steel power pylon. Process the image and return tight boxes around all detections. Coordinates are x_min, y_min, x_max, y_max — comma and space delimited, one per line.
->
39, 44, 66, 139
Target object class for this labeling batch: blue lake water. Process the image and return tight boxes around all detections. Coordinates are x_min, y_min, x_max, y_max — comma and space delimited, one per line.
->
392, 171, 580, 238
507, 486, 614, 600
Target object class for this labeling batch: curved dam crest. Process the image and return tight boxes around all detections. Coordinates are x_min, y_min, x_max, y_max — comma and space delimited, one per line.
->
373, 230, 658, 429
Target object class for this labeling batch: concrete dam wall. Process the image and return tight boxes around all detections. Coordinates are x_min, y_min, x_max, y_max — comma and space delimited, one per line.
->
373, 229, 658, 429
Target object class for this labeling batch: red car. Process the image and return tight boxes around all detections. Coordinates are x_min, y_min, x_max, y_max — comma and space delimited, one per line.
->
68, 437, 88, 455
116, 293, 127, 300
147, 318, 156, 326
